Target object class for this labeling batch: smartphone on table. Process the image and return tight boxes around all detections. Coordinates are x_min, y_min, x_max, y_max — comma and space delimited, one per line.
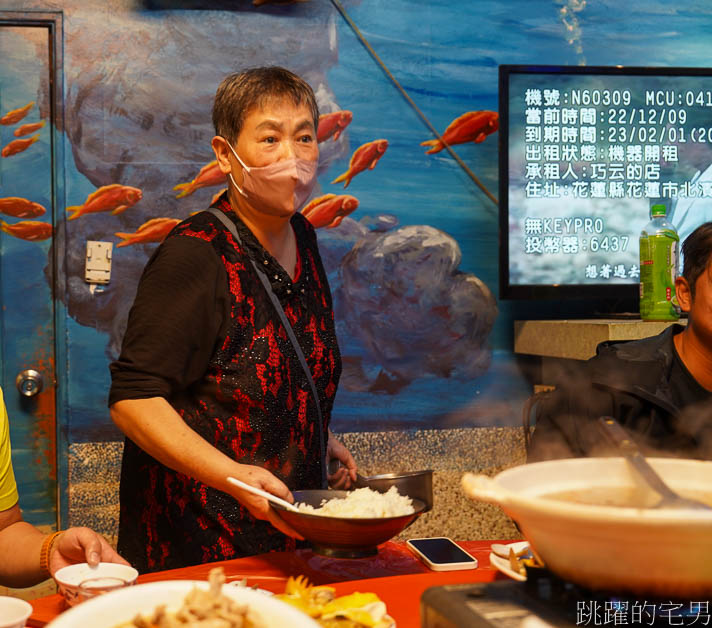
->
406, 537, 478, 571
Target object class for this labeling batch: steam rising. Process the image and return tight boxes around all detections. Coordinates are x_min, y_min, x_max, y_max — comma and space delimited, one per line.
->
528, 374, 712, 462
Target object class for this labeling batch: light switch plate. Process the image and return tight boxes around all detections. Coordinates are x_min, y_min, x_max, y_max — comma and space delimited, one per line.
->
85, 240, 113, 284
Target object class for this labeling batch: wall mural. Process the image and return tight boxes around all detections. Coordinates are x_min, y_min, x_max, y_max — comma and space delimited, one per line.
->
0, 101, 52, 241
37, 0, 507, 442
2, 0, 708, 443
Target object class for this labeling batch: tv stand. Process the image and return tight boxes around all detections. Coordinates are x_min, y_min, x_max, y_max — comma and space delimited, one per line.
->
591, 311, 640, 320
514, 318, 684, 388
514, 318, 682, 361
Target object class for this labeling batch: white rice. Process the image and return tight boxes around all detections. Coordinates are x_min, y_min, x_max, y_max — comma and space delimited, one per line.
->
295, 486, 414, 518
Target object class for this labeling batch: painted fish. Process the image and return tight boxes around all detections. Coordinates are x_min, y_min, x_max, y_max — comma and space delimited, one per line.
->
301, 194, 359, 229
331, 139, 388, 188
0, 197, 46, 219
67, 184, 143, 220
1, 134, 39, 158
0, 101, 35, 126
173, 160, 226, 198
317, 110, 353, 143
13, 121, 45, 137
0, 219, 52, 241
421, 111, 499, 154
115, 217, 181, 247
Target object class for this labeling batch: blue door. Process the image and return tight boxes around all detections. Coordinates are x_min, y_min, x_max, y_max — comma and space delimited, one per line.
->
0, 18, 58, 533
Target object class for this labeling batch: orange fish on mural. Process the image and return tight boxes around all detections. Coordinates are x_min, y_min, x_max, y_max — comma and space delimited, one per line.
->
0, 101, 35, 126
1, 134, 40, 158
421, 111, 499, 154
301, 194, 359, 229
115, 217, 181, 247
0, 197, 46, 219
13, 120, 45, 137
331, 139, 388, 188
174, 160, 226, 198
317, 110, 353, 143
67, 184, 143, 220
0, 219, 52, 241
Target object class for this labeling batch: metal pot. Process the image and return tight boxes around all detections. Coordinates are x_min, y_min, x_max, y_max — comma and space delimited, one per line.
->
357, 470, 434, 513
328, 460, 434, 512
462, 457, 712, 597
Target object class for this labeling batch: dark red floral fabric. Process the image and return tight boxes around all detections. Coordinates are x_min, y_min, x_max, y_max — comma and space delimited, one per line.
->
110, 196, 341, 573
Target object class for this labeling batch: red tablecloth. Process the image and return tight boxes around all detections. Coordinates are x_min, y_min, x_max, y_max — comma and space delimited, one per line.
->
28, 540, 507, 626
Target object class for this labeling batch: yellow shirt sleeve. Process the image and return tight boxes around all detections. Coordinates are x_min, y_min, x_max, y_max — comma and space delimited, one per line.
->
0, 387, 19, 511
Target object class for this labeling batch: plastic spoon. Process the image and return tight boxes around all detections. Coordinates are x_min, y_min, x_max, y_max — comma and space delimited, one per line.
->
597, 417, 712, 511
226, 476, 300, 513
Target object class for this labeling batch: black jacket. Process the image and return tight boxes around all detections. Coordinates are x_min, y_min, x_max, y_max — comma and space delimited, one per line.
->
528, 325, 712, 461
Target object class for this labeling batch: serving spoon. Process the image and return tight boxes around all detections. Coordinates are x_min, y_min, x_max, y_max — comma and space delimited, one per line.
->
227, 476, 300, 513
597, 416, 712, 511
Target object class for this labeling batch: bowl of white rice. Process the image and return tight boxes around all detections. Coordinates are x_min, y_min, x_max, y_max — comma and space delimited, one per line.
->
272, 486, 427, 558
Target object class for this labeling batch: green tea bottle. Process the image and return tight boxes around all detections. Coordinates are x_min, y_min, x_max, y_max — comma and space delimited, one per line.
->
639, 204, 680, 321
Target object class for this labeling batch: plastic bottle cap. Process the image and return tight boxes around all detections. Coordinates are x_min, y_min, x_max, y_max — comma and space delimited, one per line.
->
650, 204, 667, 216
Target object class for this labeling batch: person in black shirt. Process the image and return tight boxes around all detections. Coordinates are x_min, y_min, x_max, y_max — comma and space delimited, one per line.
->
528, 222, 712, 462
109, 67, 357, 572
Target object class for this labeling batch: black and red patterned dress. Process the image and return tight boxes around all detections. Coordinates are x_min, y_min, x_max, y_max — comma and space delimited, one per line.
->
109, 195, 341, 573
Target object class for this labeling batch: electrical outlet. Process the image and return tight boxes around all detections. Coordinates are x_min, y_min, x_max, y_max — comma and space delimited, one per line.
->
85, 240, 113, 284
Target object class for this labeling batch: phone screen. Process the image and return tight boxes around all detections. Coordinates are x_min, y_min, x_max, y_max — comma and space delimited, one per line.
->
408, 538, 475, 564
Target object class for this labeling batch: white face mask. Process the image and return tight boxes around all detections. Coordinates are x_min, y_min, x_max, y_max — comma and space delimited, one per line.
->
225, 139, 317, 214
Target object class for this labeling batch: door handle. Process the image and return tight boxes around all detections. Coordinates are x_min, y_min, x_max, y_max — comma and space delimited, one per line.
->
16, 369, 44, 397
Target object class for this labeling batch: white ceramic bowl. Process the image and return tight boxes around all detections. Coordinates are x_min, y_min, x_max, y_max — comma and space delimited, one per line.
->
463, 457, 712, 597
53, 562, 138, 606
0, 596, 32, 628
45, 580, 319, 627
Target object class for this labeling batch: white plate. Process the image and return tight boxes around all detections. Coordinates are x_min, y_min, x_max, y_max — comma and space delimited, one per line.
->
489, 551, 527, 582
224, 580, 273, 595
46, 579, 319, 628
490, 541, 529, 559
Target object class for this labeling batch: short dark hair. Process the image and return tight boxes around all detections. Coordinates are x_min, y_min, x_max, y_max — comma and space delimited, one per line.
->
212, 67, 319, 144
682, 221, 712, 299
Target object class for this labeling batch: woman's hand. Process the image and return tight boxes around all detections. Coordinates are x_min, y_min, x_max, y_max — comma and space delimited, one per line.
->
112, 398, 303, 540
225, 465, 304, 540
49, 527, 130, 575
326, 431, 357, 490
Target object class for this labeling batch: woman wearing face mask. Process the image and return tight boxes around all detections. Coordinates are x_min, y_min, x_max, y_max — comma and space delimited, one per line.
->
109, 67, 357, 573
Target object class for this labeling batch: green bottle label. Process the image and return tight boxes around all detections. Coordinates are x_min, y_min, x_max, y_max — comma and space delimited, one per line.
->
639, 232, 679, 321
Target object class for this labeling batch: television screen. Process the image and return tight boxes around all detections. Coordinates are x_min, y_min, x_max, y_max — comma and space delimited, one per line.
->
499, 64, 712, 304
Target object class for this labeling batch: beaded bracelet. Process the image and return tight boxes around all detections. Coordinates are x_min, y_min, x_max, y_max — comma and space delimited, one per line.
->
39, 530, 63, 577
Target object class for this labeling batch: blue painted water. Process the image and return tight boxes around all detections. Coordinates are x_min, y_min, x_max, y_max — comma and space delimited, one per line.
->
51, 0, 712, 438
